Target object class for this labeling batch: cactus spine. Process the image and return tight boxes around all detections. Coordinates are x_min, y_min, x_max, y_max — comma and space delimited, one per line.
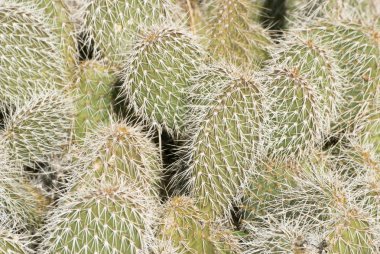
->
81, 0, 174, 68
39, 178, 157, 254
158, 196, 239, 253
265, 29, 344, 161
202, 0, 271, 68
0, 2, 66, 103
0, 90, 74, 166
178, 63, 266, 220
121, 25, 204, 135
69, 60, 116, 140
68, 121, 162, 198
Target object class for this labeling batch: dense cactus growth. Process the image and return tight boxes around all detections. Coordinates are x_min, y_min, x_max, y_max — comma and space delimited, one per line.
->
81, 0, 175, 68
121, 25, 204, 135
69, 60, 116, 140
158, 196, 239, 253
40, 178, 157, 254
201, 0, 272, 68
176, 63, 267, 220
265, 29, 344, 161
68, 121, 162, 198
1, 0, 380, 253
0, 2, 66, 103
1, 90, 74, 165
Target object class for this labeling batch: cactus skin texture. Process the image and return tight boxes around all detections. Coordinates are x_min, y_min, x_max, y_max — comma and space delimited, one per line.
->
308, 19, 380, 135
158, 196, 239, 254
68, 122, 162, 198
0, 169, 50, 233
243, 161, 378, 253
69, 60, 116, 140
29, 0, 78, 79
240, 160, 298, 222
202, 0, 272, 68
81, 0, 174, 68
265, 28, 345, 161
178, 63, 266, 220
0, 90, 74, 166
0, 229, 31, 254
39, 177, 157, 254
0, 2, 66, 103
121, 25, 204, 135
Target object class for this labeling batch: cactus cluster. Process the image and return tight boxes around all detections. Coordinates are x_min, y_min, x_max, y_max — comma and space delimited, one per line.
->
0, 0, 379, 253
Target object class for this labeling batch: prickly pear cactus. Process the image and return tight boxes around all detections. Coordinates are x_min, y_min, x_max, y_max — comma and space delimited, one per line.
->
69, 122, 162, 198
19, 0, 78, 78
81, 0, 175, 67
265, 27, 345, 161
178, 63, 267, 220
0, 229, 31, 254
0, 2, 66, 103
202, 0, 271, 68
158, 196, 239, 253
0, 90, 74, 165
69, 60, 116, 140
121, 25, 204, 135
309, 19, 380, 135
39, 178, 157, 254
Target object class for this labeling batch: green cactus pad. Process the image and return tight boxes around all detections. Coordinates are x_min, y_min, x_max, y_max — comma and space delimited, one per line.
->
265, 29, 345, 161
27, 0, 78, 78
202, 0, 271, 68
40, 179, 157, 254
121, 25, 204, 134
1, 90, 74, 165
70, 60, 116, 140
181, 64, 266, 220
158, 196, 239, 253
0, 2, 66, 103
82, 0, 174, 67
69, 122, 162, 198
0, 230, 30, 254
310, 20, 380, 135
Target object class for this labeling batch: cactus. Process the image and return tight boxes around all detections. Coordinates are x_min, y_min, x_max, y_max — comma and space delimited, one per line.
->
67, 121, 162, 198
81, 0, 175, 68
240, 160, 298, 222
39, 177, 157, 254
0, 2, 66, 103
121, 24, 204, 135
69, 60, 117, 140
201, 0, 271, 68
305, 11, 380, 136
243, 160, 378, 253
0, 169, 50, 232
265, 27, 345, 161
0, 90, 74, 166
18, 0, 78, 78
157, 196, 239, 253
0, 228, 32, 254
176, 63, 267, 220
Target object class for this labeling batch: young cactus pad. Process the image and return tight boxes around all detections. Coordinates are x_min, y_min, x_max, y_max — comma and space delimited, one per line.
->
121, 25, 204, 135
158, 196, 239, 253
0, 2, 66, 103
202, 0, 272, 68
39, 178, 157, 254
70, 60, 116, 140
0, 229, 30, 254
265, 27, 345, 161
309, 19, 380, 135
26, 0, 78, 78
180, 63, 266, 220
81, 0, 173, 67
69, 122, 162, 198
1, 90, 74, 165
